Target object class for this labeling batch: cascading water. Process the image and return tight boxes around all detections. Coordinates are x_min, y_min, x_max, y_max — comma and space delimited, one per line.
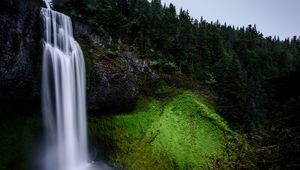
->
41, 1, 90, 170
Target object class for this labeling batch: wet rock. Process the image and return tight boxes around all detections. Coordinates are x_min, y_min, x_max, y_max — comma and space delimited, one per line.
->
88, 51, 157, 114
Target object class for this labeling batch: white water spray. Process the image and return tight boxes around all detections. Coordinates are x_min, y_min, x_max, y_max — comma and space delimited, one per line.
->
41, 1, 90, 170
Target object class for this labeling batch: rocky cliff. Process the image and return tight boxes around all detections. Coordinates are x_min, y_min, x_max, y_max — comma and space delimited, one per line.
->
0, 2, 157, 115
0, 0, 42, 116
74, 22, 157, 113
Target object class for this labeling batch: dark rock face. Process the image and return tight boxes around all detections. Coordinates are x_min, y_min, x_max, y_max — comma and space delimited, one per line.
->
88, 52, 157, 114
0, 0, 42, 116
74, 22, 104, 46
0, 2, 157, 115
73, 22, 158, 114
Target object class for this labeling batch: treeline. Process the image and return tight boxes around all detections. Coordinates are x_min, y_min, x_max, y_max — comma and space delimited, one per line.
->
53, 0, 300, 132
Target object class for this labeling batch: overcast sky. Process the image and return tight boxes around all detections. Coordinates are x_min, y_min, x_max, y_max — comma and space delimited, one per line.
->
161, 0, 300, 39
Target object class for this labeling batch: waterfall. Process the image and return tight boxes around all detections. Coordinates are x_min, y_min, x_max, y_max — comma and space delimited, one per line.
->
41, 1, 90, 170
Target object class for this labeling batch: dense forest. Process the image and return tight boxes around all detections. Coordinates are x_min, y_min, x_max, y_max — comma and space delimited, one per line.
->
53, 0, 300, 131
0, 0, 299, 169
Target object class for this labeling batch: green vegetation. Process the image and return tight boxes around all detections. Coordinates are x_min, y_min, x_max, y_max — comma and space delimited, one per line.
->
89, 90, 232, 169
1, 0, 298, 169
0, 116, 42, 170
46, 0, 300, 168
51, 2, 300, 167
53, 0, 300, 133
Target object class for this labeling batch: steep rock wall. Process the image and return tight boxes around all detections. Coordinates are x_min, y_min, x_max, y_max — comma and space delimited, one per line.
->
0, 0, 42, 116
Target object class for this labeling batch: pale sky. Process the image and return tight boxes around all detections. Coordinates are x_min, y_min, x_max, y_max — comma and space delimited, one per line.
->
161, 0, 300, 39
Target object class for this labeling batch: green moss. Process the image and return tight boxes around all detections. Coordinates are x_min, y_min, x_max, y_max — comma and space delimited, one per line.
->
89, 90, 232, 169
149, 92, 229, 168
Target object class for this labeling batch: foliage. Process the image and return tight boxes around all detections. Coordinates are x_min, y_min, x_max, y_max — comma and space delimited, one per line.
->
210, 127, 300, 169
209, 134, 258, 170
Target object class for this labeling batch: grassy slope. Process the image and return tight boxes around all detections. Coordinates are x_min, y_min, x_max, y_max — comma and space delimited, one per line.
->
89, 90, 232, 169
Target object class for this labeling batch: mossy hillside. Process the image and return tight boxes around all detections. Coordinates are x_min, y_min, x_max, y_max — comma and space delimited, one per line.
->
150, 92, 230, 167
89, 91, 232, 169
